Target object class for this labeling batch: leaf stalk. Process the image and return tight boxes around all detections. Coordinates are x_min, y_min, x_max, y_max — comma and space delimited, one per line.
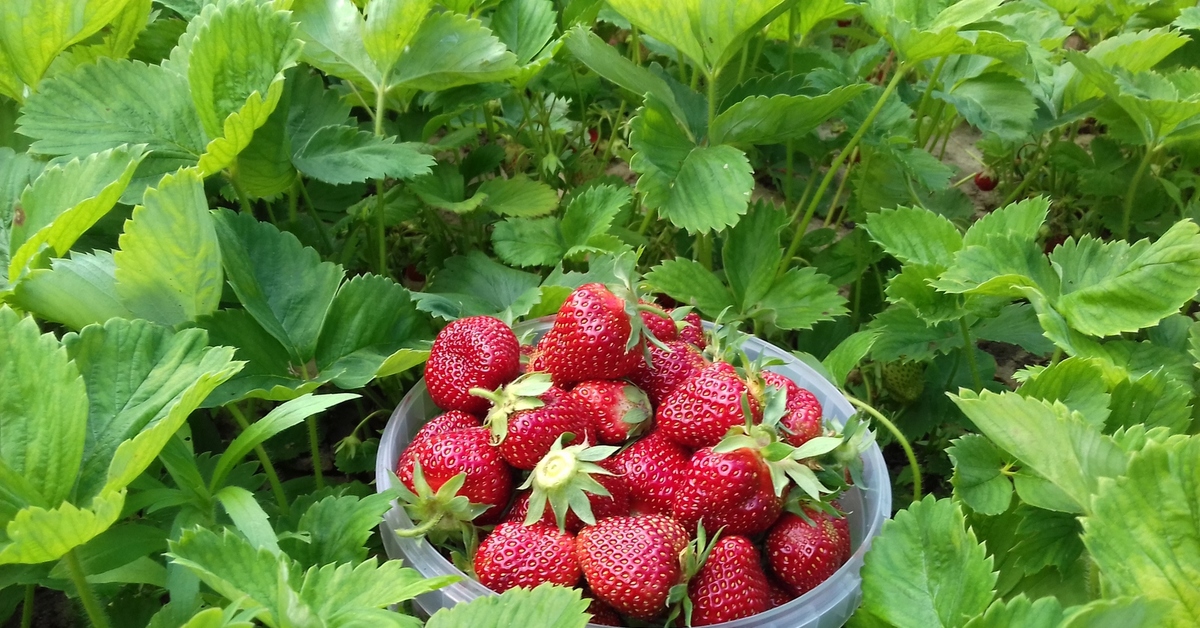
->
65, 549, 110, 628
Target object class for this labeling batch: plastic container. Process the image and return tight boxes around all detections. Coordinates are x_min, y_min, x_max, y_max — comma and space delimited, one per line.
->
377, 319, 892, 627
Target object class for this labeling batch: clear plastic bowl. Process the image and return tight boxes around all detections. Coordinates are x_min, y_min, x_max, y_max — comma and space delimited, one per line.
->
377, 319, 892, 627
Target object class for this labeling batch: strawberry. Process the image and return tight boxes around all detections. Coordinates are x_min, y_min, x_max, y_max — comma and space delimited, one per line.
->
767, 577, 794, 608
572, 380, 652, 444
973, 171, 997, 191
657, 361, 760, 449
677, 310, 705, 348
396, 410, 482, 486
472, 373, 595, 470
425, 316, 520, 414
760, 371, 823, 447
881, 360, 925, 405
474, 521, 580, 592
395, 426, 512, 526
639, 300, 678, 342
609, 430, 689, 516
671, 446, 783, 536
688, 535, 772, 626
508, 448, 630, 533
576, 515, 689, 621
628, 340, 708, 407
539, 283, 644, 385
765, 507, 851, 596
585, 595, 623, 626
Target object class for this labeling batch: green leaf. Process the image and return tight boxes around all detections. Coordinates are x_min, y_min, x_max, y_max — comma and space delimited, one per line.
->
0, 0, 135, 100
754, 267, 848, 331
963, 595, 1063, 628
1060, 597, 1172, 628
46, 522, 169, 582
492, 217, 564, 267
9, 145, 146, 282
426, 582, 590, 628
1083, 436, 1200, 627
723, 203, 785, 310
1107, 370, 1192, 433
1050, 221, 1200, 337
391, 12, 518, 91
948, 434, 1013, 516
970, 303, 1055, 356
934, 73, 1036, 142
198, 309, 322, 407
951, 390, 1127, 513
854, 496, 997, 628
885, 264, 963, 324
292, 125, 435, 185
478, 175, 559, 217
561, 26, 684, 124
709, 85, 870, 145
963, 197, 1049, 248
0, 306, 88, 509
602, 0, 704, 70
493, 0, 556, 65
644, 258, 735, 318
628, 93, 696, 178
213, 209, 345, 362
285, 492, 396, 568
867, 304, 963, 363
62, 319, 240, 501
210, 393, 357, 492
1017, 358, 1110, 429
113, 168, 223, 326
1009, 507, 1083, 576
412, 251, 542, 322
863, 206, 962, 268
559, 184, 631, 256
634, 144, 754, 234
934, 234, 1057, 297
1177, 6, 1200, 31
168, 527, 286, 618
215, 485, 279, 554
291, 0, 380, 89
823, 329, 879, 387
235, 92, 296, 199
0, 489, 125, 565
363, 0, 434, 79
10, 252, 133, 331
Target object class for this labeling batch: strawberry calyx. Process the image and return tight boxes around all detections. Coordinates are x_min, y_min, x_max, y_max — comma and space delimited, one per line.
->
781, 490, 846, 525
518, 435, 619, 532
666, 522, 723, 628
392, 463, 489, 550
471, 372, 554, 446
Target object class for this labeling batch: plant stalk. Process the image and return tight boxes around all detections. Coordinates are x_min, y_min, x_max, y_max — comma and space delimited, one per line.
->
914, 56, 947, 146
959, 318, 983, 390
20, 585, 33, 628
228, 405, 290, 516
65, 549, 110, 628
822, 148, 857, 228
846, 396, 922, 504
1121, 144, 1157, 240
779, 68, 907, 279
374, 84, 389, 276
1001, 147, 1052, 206
307, 416, 325, 490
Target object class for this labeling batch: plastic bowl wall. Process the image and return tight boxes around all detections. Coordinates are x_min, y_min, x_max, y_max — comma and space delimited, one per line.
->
377, 319, 892, 627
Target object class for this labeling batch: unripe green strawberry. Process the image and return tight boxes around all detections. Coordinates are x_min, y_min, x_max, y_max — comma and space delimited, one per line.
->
882, 361, 925, 405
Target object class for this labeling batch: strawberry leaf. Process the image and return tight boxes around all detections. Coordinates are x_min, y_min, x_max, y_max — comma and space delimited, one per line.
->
864, 206, 963, 268
413, 251, 544, 322
933, 73, 1036, 142
709, 85, 871, 145
425, 583, 590, 628
635, 144, 754, 235
961, 595, 1063, 628
10, 252, 134, 329
283, 491, 397, 568
493, 0, 557, 66
478, 175, 560, 218
562, 26, 686, 125
947, 434, 1013, 516
292, 125, 435, 185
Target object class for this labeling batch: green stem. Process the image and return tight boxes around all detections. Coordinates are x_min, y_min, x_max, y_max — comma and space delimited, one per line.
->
287, 181, 299, 223
779, 68, 906, 279
307, 416, 325, 490
1121, 144, 1157, 240
228, 174, 253, 214
846, 396, 922, 504
694, 233, 712, 270
631, 26, 641, 65
65, 549, 110, 628
393, 512, 445, 538
636, 203, 656, 235
374, 84, 389, 276
923, 99, 948, 152
228, 405, 290, 516
707, 68, 719, 131
822, 149, 856, 228
296, 179, 335, 253
20, 585, 33, 628
914, 56, 948, 146
598, 100, 627, 166
1050, 347, 1063, 366
959, 318, 983, 390
1001, 147, 1052, 206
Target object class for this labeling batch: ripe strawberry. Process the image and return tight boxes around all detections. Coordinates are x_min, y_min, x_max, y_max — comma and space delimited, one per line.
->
474, 521, 580, 592
610, 430, 689, 516
425, 316, 520, 414
765, 508, 851, 596
396, 426, 512, 524
761, 371, 823, 447
396, 410, 482, 483
628, 340, 708, 407
767, 577, 794, 608
539, 283, 644, 385
688, 535, 772, 626
585, 595, 623, 626
672, 447, 783, 536
507, 457, 630, 533
473, 373, 595, 470
576, 515, 689, 621
657, 362, 761, 449
973, 171, 997, 191
677, 310, 705, 348
572, 380, 652, 444
639, 300, 678, 342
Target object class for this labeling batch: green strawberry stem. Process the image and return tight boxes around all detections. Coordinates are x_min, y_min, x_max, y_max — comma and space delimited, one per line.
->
228, 404, 290, 516
394, 511, 446, 538
20, 585, 32, 628
65, 548, 111, 628
846, 395, 921, 503
520, 436, 617, 531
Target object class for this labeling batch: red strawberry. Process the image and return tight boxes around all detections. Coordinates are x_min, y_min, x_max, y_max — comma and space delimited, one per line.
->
677, 310, 705, 348
639, 300, 678, 343
688, 536, 772, 626
672, 447, 783, 536
576, 515, 689, 621
765, 508, 851, 596
473, 374, 595, 470
974, 171, 997, 191
572, 380, 652, 444
767, 577, 794, 608
761, 372, 824, 447
474, 521, 580, 592
657, 362, 761, 449
539, 283, 643, 385
610, 430, 689, 516
425, 316, 520, 414
396, 410, 482, 483
396, 426, 512, 524
506, 459, 631, 533
585, 596, 623, 626
628, 340, 708, 407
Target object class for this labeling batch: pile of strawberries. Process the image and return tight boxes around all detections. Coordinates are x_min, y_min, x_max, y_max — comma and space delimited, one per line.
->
395, 279, 869, 627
